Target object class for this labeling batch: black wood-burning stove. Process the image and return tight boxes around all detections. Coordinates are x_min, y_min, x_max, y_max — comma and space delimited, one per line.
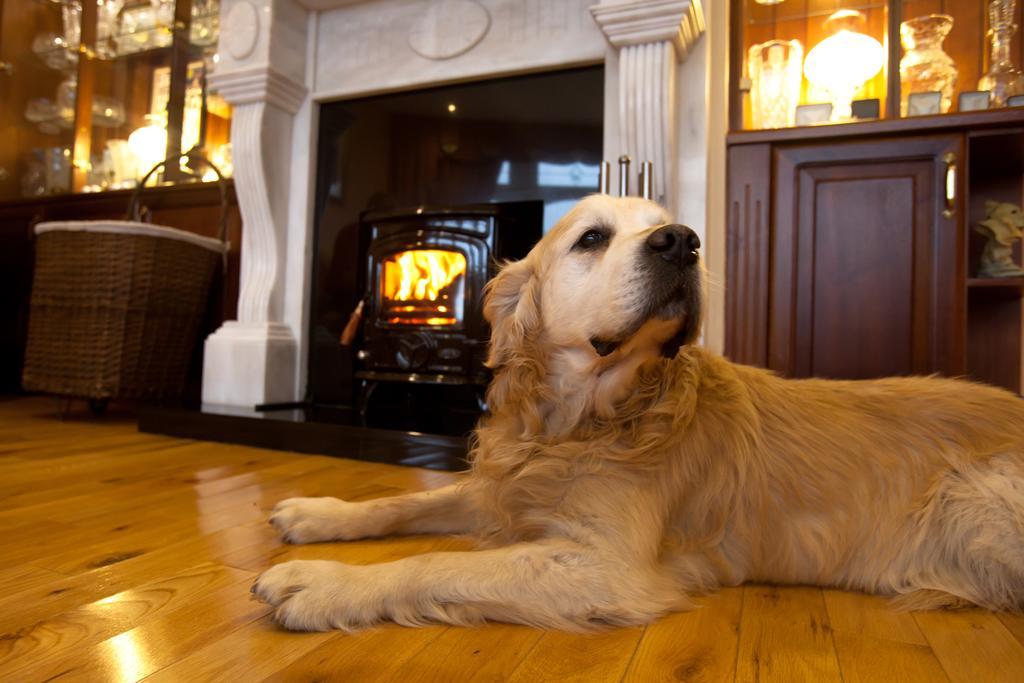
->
355, 202, 542, 420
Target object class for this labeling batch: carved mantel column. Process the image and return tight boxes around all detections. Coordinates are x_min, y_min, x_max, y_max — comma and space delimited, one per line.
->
201, 0, 310, 407
591, 0, 705, 206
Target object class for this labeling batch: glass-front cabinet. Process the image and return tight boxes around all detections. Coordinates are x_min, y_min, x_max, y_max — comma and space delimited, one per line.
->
733, 0, 1024, 131
0, 0, 231, 201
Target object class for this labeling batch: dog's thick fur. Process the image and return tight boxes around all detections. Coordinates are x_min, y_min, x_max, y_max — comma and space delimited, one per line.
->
254, 195, 1024, 631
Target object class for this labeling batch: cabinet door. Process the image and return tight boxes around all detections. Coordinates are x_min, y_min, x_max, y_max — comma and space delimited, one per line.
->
770, 135, 965, 380
725, 143, 772, 367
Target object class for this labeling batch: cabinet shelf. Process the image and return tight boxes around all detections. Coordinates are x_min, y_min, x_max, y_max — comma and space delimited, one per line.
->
968, 278, 1024, 289
727, 108, 1024, 145
968, 278, 1024, 302
103, 44, 174, 63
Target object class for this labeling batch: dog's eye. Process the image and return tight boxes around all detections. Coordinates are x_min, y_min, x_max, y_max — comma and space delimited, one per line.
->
574, 229, 608, 250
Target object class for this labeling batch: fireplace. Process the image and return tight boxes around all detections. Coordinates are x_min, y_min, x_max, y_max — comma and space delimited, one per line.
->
192, 0, 713, 458
356, 203, 541, 396
304, 67, 605, 429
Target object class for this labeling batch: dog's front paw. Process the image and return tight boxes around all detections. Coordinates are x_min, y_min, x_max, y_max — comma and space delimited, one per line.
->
252, 560, 381, 631
269, 496, 372, 543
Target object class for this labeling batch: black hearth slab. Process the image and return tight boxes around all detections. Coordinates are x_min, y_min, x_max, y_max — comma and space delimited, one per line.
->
137, 405, 469, 472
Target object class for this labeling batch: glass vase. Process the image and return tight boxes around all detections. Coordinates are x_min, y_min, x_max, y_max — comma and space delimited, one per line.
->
979, 0, 1024, 106
748, 39, 804, 129
61, 1, 81, 52
96, 1, 125, 59
900, 14, 957, 115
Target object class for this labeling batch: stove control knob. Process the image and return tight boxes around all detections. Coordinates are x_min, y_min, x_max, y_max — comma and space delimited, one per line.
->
396, 333, 435, 370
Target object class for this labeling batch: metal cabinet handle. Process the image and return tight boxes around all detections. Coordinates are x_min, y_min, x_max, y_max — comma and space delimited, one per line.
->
0, 61, 12, 76
942, 152, 957, 219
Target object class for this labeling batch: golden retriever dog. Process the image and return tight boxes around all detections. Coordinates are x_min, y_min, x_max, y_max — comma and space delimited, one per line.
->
253, 194, 1024, 631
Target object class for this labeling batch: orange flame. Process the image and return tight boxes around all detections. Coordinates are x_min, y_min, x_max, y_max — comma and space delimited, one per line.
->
382, 249, 466, 326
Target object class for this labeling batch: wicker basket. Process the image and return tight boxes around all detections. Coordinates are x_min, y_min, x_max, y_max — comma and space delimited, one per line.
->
22, 161, 229, 403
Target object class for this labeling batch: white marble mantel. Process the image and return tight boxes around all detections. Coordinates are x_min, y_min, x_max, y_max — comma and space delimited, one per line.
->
202, 0, 715, 408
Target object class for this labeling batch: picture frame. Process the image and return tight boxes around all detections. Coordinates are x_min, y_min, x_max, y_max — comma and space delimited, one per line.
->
794, 103, 833, 126
851, 98, 880, 120
1008, 95, 1024, 108
907, 92, 942, 117
959, 91, 991, 112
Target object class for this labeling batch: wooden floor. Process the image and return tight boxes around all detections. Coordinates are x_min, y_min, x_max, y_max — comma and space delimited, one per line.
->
2, 397, 1024, 682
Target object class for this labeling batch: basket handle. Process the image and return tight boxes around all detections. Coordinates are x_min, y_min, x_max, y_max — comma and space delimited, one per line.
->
127, 153, 230, 245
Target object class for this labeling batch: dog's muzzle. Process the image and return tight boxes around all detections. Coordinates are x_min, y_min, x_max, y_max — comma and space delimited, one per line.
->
589, 225, 701, 359
640, 224, 699, 324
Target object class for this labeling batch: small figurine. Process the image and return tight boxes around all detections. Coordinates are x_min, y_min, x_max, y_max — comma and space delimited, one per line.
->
976, 200, 1024, 278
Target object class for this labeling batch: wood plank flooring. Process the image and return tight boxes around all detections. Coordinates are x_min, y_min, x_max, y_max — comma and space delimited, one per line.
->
2, 396, 1024, 682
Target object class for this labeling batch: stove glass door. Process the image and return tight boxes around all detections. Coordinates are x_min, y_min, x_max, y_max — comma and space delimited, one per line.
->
380, 249, 467, 326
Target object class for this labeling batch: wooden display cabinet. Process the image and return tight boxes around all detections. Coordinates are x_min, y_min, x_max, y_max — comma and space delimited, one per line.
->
0, 1, 237, 396
726, 0, 1024, 393
0, 0, 229, 201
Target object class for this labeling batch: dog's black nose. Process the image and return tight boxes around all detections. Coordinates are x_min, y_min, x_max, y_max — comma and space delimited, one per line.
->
646, 224, 699, 266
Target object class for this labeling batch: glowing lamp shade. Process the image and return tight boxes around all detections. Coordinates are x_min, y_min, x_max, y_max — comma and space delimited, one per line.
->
127, 114, 167, 183
803, 10, 885, 121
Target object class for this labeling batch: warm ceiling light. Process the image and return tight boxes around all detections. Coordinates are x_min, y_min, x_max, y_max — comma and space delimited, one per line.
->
447, 103, 456, 113
804, 10, 884, 121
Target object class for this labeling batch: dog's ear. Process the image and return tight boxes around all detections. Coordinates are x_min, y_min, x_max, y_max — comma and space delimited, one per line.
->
484, 257, 540, 368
